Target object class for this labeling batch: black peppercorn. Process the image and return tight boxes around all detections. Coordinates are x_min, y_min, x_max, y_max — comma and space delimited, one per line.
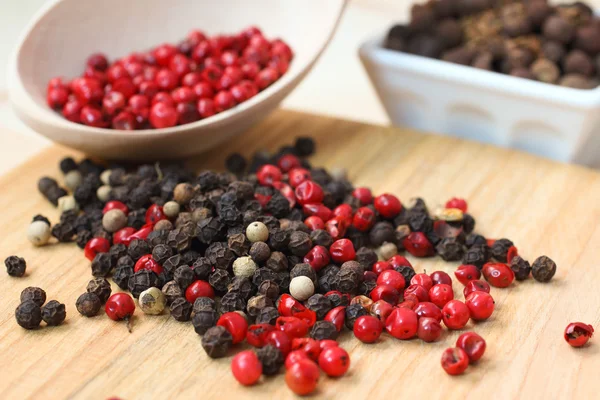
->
5, 256, 26, 277
255, 307, 279, 325
192, 309, 218, 335
192, 257, 212, 281
288, 231, 312, 257
152, 244, 173, 265
326, 291, 349, 308
113, 260, 134, 290
543, 15, 575, 44
220, 291, 247, 313
202, 325, 233, 358
369, 221, 395, 247
228, 276, 255, 301
249, 241, 271, 265
257, 344, 284, 376
51, 222, 75, 242
306, 294, 333, 320
170, 296, 193, 321
436, 237, 465, 261
128, 239, 150, 261
206, 241, 235, 270
20, 286, 46, 307
290, 263, 317, 283
275, 271, 291, 292
310, 320, 339, 340
209, 269, 231, 293
166, 228, 191, 252
394, 265, 416, 285
197, 217, 227, 244
228, 233, 250, 256
76, 292, 101, 317
246, 294, 273, 318
510, 255, 531, 281
86, 277, 112, 303
76, 230, 93, 249
225, 153, 248, 175
266, 192, 291, 218
335, 267, 361, 295
310, 229, 334, 248
465, 233, 487, 248
268, 228, 289, 251
294, 137, 315, 157
385, 24, 409, 51
127, 209, 147, 230
174, 265, 195, 290
266, 251, 288, 272
193, 297, 216, 314
358, 279, 377, 297
163, 254, 184, 274
355, 247, 378, 271
461, 213, 475, 234
490, 238, 514, 262
258, 280, 280, 300
345, 303, 368, 330
91, 252, 113, 277
41, 300, 66, 326
531, 255, 557, 283
128, 270, 159, 298
108, 243, 128, 264
60, 156, 78, 173
15, 300, 42, 329
162, 281, 183, 305
463, 244, 489, 269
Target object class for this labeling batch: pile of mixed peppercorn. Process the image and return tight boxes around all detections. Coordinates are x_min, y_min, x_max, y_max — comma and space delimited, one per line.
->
7, 137, 563, 394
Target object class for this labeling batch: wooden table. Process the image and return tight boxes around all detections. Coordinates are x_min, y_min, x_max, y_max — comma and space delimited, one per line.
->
1, 110, 599, 400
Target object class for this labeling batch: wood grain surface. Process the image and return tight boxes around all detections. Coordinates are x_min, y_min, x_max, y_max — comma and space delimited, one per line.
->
1, 110, 599, 400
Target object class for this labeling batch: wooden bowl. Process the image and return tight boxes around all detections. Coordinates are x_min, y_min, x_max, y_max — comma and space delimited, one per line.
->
8, 0, 346, 160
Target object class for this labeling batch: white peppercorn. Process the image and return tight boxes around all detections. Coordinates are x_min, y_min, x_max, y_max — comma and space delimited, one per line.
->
163, 201, 180, 218
102, 209, 127, 233
246, 221, 269, 242
378, 242, 398, 261
27, 220, 52, 246
139, 287, 166, 315
232, 256, 258, 278
100, 169, 112, 185
97, 185, 111, 202
57, 195, 79, 213
64, 170, 83, 191
289, 276, 314, 301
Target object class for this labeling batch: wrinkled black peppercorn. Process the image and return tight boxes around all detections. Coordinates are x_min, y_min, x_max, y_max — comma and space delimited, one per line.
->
345, 303, 368, 330
20, 286, 46, 307
5, 256, 26, 277
288, 231, 312, 256
169, 297, 193, 321
209, 269, 231, 293
152, 244, 173, 265
256, 306, 279, 325
174, 265, 195, 290
257, 344, 284, 375
258, 280, 280, 300
91, 253, 113, 277
463, 244, 489, 269
306, 294, 334, 320
531, 255, 557, 283
192, 309, 218, 335
41, 300, 66, 326
436, 237, 465, 261
15, 300, 42, 329
394, 265, 416, 285
290, 263, 317, 283
266, 251, 288, 272
490, 238, 514, 262
201, 325, 233, 358
86, 277, 112, 303
510, 255, 531, 281
310, 229, 334, 248
310, 320, 339, 340
113, 261, 134, 290
128, 270, 158, 298
76, 292, 101, 317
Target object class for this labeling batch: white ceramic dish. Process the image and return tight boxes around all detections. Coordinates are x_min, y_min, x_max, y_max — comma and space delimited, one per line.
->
359, 36, 600, 167
9, 0, 346, 160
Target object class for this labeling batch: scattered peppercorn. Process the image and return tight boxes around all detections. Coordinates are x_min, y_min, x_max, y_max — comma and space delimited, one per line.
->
256, 344, 284, 375
202, 325, 233, 358
86, 277, 112, 303
531, 255, 557, 282
41, 300, 66, 326
5, 256, 26, 277
15, 300, 42, 329
20, 286, 46, 307
170, 297, 193, 321
76, 292, 102, 317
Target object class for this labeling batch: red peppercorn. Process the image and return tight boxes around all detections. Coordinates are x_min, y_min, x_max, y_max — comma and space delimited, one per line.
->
319, 340, 338, 351
277, 154, 301, 172
185, 280, 215, 302
370, 300, 394, 321
152, 92, 175, 107
564, 322, 594, 348
246, 323, 275, 348
257, 164, 283, 186
302, 203, 332, 221
454, 264, 481, 286
134, 254, 164, 275
214, 90, 236, 112
265, 330, 292, 356
353, 315, 383, 343
304, 216, 325, 231
105, 293, 136, 332
155, 68, 179, 91
456, 331, 486, 362
364, 270, 377, 282
169, 54, 191, 78
217, 312, 248, 344
325, 216, 349, 241
352, 187, 373, 205
442, 300, 470, 330
329, 239, 356, 264
441, 347, 469, 375
374, 193, 402, 218
112, 77, 136, 99
277, 294, 316, 326
332, 204, 353, 222
112, 111, 137, 130
171, 87, 196, 103
176, 102, 200, 125
255, 67, 279, 90
197, 98, 216, 118
285, 359, 320, 396
445, 197, 468, 212
113, 227, 136, 246
401, 293, 420, 309
430, 270, 452, 286
352, 207, 376, 232
429, 284, 454, 308
418, 317, 443, 343
129, 225, 153, 241
153, 44, 178, 66
403, 232, 435, 257
87, 53, 109, 71
370, 285, 400, 304
80, 106, 108, 128
482, 262, 515, 288
414, 301, 443, 322
285, 350, 311, 369
463, 280, 490, 298
231, 350, 262, 386
291, 338, 322, 361
411, 273, 433, 291
288, 168, 311, 188
372, 261, 392, 275
47, 87, 70, 110
318, 347, 350, 377
404, 284, 430, 302
324, 306, 346, 332
465, 291, 494, 321
295, 181, 324, 206
276, 316, 310, 339
149, 102, 177, 128
385, 307, 418, 339
303, 245, 330, 272
377, 270, 406, 291
63, 98, 84, 123
388, 255, 412, 269
84, 237, 110, 261
71, 77, 104, 104
145, 204, 166, 225
103, 200, 129, 215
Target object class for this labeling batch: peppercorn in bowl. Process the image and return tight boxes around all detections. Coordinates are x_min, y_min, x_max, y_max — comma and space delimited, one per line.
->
9, 0, 346, 160
359, 0, 600, 167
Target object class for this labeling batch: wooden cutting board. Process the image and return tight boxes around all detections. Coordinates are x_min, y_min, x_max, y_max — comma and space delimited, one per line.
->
1, 110, 599, 400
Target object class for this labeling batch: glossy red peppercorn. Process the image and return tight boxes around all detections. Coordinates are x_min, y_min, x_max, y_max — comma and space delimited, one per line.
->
463, 280, 490, 298
277, 294, 316, 326
113, 227, 136, 246
429, 284, 454, 308
482, 262, 514, 288
145, 204, 166, 225
80, 106, 108, 128
329, 239, 356, 264
507, 245, 519, 263
377, 270, 406, 291
176, 102, 200, 124
445, 197, 468, 212
304, 216, 325, 231
231, 350, 262, 386
564, 322, 594, 348
303, 245, 330, 272
276, 316, 310, 339
134, 254, 164, 275
257, 164, 282, 186
103, 200, 129, 215
291, 338, 321, 360
372, 261, 392, 275
404, 284, 430, 302
324, 306, 346, 332
442, 300, 470, 330
374, 193, 402, 218
352, 207, 376, 232
441, 347, 469, 375
325, 216, 349, 241
214, 90, 236, 112
418, 317, 443, 343
185, 280, 215, 302
353, 315, 383, 343
197, 98, 216, 118
288, 168, 312, 188
302, 203, 332, 221
277, 154, 301, 172
155, 68, 179, 91
171, 86, 196, 103
411, 273, 433, 291
129, 224, 153, 241
401, 293, 420, 309
454, 264, 481, 286
272, 181, 296, 208
72, 77, 104, 104
370, 300, 394, 321
318, 347, 350, 377
112, 78, 136, 99
285, 350, 311, 369
295, 181, 324, 206
352, 187, 373, 205
456, 331, 486, 362
319, 340, 338, 351
62, 98, 84, 123
152, 91, 175, 107
430, 270, 452, 286
246, 323, 275, 348
47, 86, 70, 110
265, 330, 292, 356
465, 292, 495, 321
84, 237, 110, 261
370, 285, 400, 304
105, 293, 136, 332
217, 312, 248, 344
385, 307, 418, 339
403, 232, 435, 257
388, 255, 413, 269
285, 359, 320, 396
149, 102, 177, 128
256, 67, 279, 90
414, 301, 443, 322
332, 204, 353, 222
153, 44, 178, 66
